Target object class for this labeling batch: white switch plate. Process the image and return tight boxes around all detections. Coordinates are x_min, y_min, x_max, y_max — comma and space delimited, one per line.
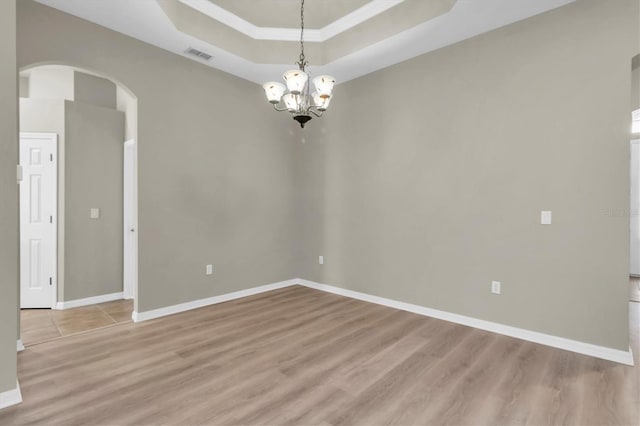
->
541, 211, 552, 225
90, 208, 100, 219
206, 264, 213, 275
491, 281, 501, 295
319, 256, 324, 265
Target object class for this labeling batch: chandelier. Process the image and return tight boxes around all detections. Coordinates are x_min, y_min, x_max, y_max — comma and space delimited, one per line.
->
262, 0, 336, 128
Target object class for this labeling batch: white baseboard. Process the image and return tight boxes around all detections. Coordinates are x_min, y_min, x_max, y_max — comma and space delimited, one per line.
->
55, 292, 124, 310
16, 340, 24, 352
297, 279, 635, 366
0, 382, 22, 410
132, 279, 297, 323
125, 276, 634, 365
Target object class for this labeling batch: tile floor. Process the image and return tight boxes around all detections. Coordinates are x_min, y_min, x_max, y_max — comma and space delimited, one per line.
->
21, 299, 133, 346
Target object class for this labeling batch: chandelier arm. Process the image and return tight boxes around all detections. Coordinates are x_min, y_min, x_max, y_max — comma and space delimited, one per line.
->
308, 108, 323, 118
272, 104, 289, 112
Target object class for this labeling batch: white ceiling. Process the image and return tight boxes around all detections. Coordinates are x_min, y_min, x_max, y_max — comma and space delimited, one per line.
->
34, 0, 575, 85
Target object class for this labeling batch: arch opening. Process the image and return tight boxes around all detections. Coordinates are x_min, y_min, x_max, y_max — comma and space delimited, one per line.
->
18, 64, 139, 339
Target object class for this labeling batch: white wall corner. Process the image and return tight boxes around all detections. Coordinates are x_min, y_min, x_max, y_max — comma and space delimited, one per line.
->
0, 381, 22, 410
132, 279, 298, 323
16, 340, 24, 352
294, 279, 635, 366
55, 292, 124, 310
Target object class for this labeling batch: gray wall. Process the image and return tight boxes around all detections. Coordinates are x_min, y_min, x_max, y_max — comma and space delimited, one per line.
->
64, 101, 124, 300
298, 0, 639, 351
19, 76, 28, 98
17, 0, 297, 315
633, 65, 639, 112
74, 72, 116, 110
0, 0, 17, 395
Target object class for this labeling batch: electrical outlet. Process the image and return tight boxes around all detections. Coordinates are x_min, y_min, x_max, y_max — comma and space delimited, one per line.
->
319, 256, 324, 265
206, 264, 213, 275
491, 281, 501, 295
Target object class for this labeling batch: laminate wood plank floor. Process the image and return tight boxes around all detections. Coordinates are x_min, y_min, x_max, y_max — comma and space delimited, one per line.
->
20, 299, 133, 346
2, 285, 638, 425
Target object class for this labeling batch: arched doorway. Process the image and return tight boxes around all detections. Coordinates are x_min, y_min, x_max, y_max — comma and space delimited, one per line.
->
18, 63, 139, 346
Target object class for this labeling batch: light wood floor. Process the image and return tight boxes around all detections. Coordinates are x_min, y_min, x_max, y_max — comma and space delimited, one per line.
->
20, 299, 133, 346
2, 285, 638, 426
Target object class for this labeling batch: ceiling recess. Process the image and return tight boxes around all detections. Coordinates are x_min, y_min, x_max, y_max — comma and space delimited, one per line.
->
33, 0, 577, 84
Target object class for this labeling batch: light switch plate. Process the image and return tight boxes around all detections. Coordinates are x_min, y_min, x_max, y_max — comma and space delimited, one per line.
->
541, 211, 552, 225
206, 264, 213, 275
491, 281, 501, 295
90, 208, 100, 219
319, 256, 324, 265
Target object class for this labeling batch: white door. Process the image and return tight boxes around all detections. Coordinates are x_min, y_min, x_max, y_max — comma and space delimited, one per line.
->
20, 133, 58, 308
123, 139, 137, 300
632, 140, 640, 276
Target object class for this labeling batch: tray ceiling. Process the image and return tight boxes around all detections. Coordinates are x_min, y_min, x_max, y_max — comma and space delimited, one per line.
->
208, 0, 373, 29
34, 0, 575, 84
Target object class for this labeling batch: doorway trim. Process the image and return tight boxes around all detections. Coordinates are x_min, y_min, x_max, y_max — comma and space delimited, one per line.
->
123, 139, 137, 300
19, 132, 58, 309
632, 139, 640, 277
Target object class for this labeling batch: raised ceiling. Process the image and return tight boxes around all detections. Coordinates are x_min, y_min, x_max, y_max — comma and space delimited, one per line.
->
34, 0, 575, 84
160, 0, 457, 66
208, 0, 373, 29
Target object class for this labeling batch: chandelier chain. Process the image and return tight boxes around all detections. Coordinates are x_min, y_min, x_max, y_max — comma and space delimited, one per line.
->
298, 0, 307, 70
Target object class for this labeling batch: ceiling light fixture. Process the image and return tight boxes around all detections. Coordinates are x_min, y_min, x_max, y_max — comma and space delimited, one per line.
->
262, 0, 335, 128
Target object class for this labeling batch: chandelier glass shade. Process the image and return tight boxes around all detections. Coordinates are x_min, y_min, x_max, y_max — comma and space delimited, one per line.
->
262, 0, 335, 128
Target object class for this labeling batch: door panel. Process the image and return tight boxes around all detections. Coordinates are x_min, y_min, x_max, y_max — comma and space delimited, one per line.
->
20, 133, 57, 308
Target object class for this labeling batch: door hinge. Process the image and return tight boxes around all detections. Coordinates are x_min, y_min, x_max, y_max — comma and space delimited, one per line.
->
50, 153, 53, 162
49, 277, 52, 286
50, 215, 53, 224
